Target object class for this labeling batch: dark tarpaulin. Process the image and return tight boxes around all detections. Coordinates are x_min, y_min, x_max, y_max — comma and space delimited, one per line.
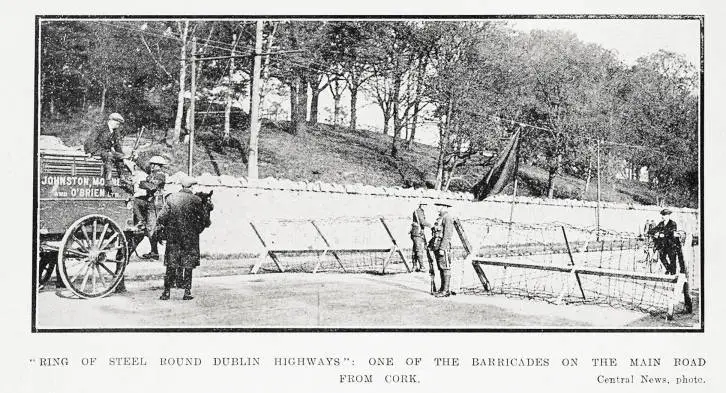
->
472, 129, 521, 201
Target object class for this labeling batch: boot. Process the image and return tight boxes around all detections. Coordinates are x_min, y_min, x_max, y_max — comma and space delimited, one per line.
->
182, 269, 194, 300
435, 271, 451, 297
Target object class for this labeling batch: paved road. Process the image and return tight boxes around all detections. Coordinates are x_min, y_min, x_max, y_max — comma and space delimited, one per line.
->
35, 270, 696, 329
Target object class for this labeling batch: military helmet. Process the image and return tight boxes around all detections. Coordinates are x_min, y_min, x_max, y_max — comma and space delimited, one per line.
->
149, 156, 167, 166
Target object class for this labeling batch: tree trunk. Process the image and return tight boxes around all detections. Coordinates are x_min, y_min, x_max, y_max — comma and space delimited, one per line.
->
224, 34, 236, 140
309, 80, 320, 126
349, 85, 358, 131
289, 81, 297, 125
443, 158, 460, 192
333, 97, 341, 127
435, 99, 454, 190
100, 86, 107, 113
174, 21, 190, 137
291, 74, 307, 135
546, 154, 562, 199
406, 62, 425, 147
382, 114, 391, 136
391, 74, 402, 158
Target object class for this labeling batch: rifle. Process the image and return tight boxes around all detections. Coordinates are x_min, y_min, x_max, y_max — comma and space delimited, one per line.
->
414, 208, 436, 294
122, 126, 146, 173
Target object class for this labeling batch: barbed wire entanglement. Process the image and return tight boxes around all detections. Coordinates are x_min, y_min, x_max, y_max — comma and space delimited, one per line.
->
455, 218, 700, 316
242, 215, 699, 316
250, 216, 413, 274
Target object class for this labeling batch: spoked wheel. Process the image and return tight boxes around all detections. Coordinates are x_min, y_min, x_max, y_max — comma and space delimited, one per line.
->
58, 214, 129, 298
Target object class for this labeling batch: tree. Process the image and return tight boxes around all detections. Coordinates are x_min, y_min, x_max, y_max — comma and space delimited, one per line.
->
425, 22, 515, 190
615, 51, 698, 206
322, 22, 379, 131
516, 30, 621, 198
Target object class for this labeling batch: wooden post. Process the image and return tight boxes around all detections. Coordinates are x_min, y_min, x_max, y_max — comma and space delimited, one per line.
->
247, 20, 264, 180
453, 218, 476, 295
596, 139, 601, 241
505, 178, 518, 251
249, 221, 284, 273
379, 217, 412, 273
187, 37, 197, 176
310, 220, 346, 273
562, 226, 586, 300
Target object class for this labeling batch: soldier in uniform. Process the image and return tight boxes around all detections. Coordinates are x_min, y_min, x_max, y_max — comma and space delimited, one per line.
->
83, 113, 131, 194
648, 209, 684, 274
429, 202, 455, 297
157, 176, 211, 300
132, 155, 168, 260
409, 202, 432, 272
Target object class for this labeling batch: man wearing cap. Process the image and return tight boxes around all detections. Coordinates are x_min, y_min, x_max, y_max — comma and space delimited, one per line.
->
648, 209, 684, 275
84, 113, 130, 193
429, 202, 455, 297
132, 155, 168, 260
409, 202, 432, 273
156, 176, 211, 300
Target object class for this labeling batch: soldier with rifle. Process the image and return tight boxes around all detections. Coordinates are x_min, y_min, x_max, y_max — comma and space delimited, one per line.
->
429, 202, 455, 297
410, 202, 432, 273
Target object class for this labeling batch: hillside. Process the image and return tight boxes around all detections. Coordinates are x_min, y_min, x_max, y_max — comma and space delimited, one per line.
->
40, 112, 660, 205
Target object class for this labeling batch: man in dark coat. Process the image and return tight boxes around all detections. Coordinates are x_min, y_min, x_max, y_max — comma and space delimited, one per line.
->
84, 112, 130, 193
156, 176, 211, 300
132, 155, 168, 260
409, 202, 432, 272
430, 202, 455, 297
648, 209, 684, 275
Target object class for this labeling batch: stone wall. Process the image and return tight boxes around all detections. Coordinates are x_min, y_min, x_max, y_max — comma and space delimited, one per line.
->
163, 172, 700, 257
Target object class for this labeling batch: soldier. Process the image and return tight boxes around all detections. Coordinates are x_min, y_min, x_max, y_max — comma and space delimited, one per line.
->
83, 112, 131, 194
409, 202, 432, 272
429, 202, 455, 297
133, 155, 168, 260
156, 176, 211, 300
648, 209, 684, 274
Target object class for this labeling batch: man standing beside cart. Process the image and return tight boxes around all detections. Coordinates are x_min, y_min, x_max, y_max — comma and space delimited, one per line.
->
156, 176, 212, 301
132, 155, 168, 260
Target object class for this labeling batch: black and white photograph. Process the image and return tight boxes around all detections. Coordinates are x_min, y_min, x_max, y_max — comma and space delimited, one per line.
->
33, 15, 702, 331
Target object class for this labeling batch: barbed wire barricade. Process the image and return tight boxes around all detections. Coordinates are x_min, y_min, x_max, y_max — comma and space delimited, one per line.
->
247, 216, 414, 275
236, 214, 698, 317
454, 218, 699, 318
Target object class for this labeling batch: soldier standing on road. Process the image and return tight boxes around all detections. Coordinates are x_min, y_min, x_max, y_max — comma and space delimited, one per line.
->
648, 209, 685, 275
409, 202, 432, 273
429, 202, 455, 297
83, 113, 132, 194
133, 155, 168, 260
157, 176, 211, 300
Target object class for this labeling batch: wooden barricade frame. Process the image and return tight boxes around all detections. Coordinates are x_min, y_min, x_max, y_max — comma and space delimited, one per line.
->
248, 218, 412, 274
470, 257, 693, 320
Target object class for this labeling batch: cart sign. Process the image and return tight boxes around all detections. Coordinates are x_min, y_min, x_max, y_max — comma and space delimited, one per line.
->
39, 175, 120, 198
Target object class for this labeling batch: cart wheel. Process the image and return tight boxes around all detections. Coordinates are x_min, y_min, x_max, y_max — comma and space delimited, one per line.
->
38, 252, 57, 285
58, 214, 129, 298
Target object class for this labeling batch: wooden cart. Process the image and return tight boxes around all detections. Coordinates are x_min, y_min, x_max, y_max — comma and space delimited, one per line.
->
37, 148, 144, 298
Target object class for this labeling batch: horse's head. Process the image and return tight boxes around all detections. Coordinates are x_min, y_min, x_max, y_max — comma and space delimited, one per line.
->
195, 190, 214, 212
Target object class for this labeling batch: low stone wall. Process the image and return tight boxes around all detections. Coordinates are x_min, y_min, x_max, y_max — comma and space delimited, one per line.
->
161, 172, 699, 258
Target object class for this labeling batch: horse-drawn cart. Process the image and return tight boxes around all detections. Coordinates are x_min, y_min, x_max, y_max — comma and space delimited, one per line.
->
37, 147, 144, 298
